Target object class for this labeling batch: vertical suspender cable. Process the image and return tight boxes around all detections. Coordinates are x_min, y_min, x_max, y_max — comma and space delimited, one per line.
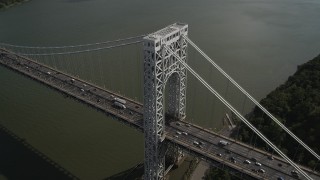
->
72, 46, 77, 77
51, 48, 57, 70
88, 50, 94, 83
165, 45, 313, 180
65, 47, 71, 75
98, 47, 105, 88
183, 35, 320, 161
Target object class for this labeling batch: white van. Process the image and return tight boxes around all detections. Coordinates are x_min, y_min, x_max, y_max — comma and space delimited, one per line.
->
218, 140, 229, 146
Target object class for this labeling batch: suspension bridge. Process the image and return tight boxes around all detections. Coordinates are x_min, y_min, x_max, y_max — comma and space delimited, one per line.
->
0, 23, 319, 180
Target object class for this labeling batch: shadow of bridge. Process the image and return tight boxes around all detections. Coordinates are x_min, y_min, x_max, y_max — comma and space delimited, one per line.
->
0, 124, 79, 180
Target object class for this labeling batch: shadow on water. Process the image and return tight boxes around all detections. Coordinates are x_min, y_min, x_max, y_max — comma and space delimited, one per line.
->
0, 124, 79, 180
104, 163, 144, 180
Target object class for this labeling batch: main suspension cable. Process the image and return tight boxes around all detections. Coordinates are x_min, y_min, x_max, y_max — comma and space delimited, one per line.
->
164, 45, 313, 180
182, 35, 320, 161
16, 41, 142, 56
0, 35, 145, 49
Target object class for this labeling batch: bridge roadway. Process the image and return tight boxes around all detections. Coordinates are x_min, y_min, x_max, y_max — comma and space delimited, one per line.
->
1, 49, 319, 180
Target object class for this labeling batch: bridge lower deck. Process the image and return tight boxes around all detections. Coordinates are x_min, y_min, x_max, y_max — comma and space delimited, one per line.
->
1, 49, 319, 180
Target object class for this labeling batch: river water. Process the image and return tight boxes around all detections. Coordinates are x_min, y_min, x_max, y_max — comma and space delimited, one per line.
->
1, 0, 320, 179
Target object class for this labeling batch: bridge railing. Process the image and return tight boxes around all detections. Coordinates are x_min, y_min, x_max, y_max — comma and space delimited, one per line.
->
1, 37, 145, 103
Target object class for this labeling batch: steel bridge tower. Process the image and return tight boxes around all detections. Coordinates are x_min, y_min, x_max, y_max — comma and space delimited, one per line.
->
143, 23, 188, 179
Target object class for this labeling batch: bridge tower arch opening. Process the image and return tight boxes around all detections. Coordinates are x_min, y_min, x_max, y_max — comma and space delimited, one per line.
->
143, 23, 188, 180
165, 72, 182, 121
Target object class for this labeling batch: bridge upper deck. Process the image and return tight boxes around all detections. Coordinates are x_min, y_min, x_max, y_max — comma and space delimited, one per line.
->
1, 48, 319, 180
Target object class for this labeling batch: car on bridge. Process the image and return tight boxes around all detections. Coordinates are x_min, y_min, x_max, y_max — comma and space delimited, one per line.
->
114, 97, 126, 104
230, 157, 236, 163
218, 140, 229, 146
193, 141, 204, 149
113, 101, 126, 109
244, 160, 251, 164
291, 170, 300, 178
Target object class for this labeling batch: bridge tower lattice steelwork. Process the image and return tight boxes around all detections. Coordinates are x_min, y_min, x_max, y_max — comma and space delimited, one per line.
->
143, 23, 188, 179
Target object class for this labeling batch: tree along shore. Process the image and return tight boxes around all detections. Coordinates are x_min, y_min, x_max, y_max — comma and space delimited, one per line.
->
237, 53, 320, 169
0, 0, 29, 10
205, 54, 320, 179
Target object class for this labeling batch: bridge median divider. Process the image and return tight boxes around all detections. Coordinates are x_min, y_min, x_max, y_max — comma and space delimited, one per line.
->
165, 135, 266, 180
2, 48, 319, 179
181, 121, 320, 177
0, 49, 144, 133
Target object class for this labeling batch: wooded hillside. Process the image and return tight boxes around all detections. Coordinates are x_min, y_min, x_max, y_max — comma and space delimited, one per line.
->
238, 54, 320, 168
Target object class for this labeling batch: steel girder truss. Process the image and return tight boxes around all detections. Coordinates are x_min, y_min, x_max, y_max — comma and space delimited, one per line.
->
143, 27, 188, 180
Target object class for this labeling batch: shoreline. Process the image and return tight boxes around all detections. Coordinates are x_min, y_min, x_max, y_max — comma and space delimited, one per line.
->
0, 0, 30, 10
190, 160, 210, 180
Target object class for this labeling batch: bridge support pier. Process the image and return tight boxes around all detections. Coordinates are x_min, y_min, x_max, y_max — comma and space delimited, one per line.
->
166, 143, 184, 166
143, 23, 188, 180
